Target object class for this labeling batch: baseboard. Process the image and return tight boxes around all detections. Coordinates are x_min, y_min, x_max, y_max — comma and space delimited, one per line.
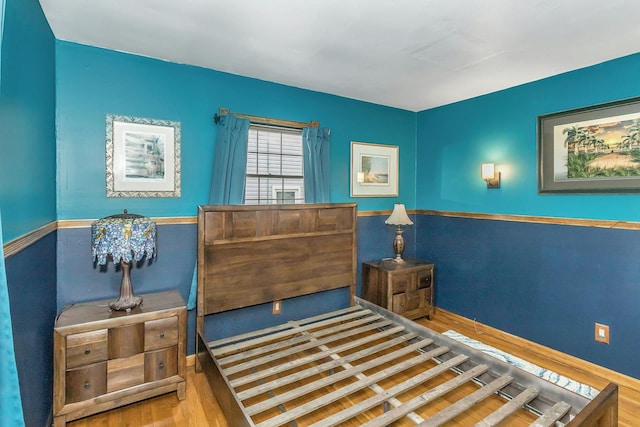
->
187, 354, 195, 368
430, 307, 640, 393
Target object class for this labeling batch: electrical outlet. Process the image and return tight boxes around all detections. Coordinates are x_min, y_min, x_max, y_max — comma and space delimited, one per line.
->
594, 323, 609, 344
273, 300, 282, 314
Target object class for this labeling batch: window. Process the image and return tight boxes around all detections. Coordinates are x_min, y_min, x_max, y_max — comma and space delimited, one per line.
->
245, 125, 304, 204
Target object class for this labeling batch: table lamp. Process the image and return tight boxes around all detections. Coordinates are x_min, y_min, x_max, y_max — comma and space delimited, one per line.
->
385, 203, 413, 263
91, 210, 157, 311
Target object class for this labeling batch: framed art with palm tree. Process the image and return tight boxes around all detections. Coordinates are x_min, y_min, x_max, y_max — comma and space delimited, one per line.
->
538, 96, 640, 192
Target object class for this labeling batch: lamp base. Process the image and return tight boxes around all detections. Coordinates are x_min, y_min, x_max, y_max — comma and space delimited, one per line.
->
109, 261, 143, 312
109, 294, 143, 312
392, 227, 406, 263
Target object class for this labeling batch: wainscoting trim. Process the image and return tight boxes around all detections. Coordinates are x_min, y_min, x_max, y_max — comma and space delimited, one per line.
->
6, 210, 640, 258
419, 209, 640, 230
3, 221, 57, 258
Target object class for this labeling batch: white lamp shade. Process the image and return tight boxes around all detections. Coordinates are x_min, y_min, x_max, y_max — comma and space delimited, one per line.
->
481, 163, 495, 180
385, 204, 413, 226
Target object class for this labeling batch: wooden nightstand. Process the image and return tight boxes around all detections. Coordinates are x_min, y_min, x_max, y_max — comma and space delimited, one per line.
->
53, 291, 186, 427
362, 259, 435, 320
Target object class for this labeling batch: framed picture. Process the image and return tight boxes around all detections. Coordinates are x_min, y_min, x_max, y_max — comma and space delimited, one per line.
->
350, 141, 398, 197
538, 96, 640, 193
106, 114, 181, 197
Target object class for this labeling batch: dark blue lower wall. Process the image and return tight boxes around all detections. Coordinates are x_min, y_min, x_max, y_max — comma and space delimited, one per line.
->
416, 213, 640, 379
54, 213, 640, 382
6, 231, 57, 427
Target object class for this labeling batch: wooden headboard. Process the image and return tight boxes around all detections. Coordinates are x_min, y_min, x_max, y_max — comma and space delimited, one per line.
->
196, 203, 357, 317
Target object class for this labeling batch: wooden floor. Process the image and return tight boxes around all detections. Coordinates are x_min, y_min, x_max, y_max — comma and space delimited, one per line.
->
68, 308, 640, 427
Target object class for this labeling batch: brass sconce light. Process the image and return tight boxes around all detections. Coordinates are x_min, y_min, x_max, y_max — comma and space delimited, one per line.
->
481, 163, 500, 188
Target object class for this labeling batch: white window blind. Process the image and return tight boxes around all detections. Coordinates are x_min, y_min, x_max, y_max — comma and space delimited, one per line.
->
245, 125, 304, 204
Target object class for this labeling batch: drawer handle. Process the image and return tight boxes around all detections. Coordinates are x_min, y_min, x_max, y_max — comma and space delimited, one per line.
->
159, 332, 165, 338
159, 362, 165, 369
84, 381, 91, 390
84, 348, 91, 355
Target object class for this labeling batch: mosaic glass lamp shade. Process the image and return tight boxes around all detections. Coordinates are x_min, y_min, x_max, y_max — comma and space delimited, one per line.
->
91, 210, 157, 311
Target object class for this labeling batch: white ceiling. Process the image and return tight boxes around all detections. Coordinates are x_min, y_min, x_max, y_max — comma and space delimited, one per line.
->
40, 0, 640, 112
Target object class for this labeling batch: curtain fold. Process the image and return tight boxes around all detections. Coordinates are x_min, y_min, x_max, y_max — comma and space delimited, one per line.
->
302, 127, 331, 203
0, 210, 26, 426
187, 114, 250, 310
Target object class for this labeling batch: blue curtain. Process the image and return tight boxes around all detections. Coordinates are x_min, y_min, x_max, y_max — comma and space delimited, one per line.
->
0, 211, 25, 426
187, 114, 250, 309
303, 127, 331, 203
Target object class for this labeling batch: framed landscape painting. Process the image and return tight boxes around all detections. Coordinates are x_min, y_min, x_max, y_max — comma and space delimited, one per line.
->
350, 141, 398, 197
106, 114, 181, 198
538, 96, 640, 193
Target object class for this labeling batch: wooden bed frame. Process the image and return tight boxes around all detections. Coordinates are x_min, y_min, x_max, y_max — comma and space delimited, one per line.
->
195, 203, 617, 426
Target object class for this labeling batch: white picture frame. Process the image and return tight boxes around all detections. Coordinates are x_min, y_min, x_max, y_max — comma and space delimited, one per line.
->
106, 114, 181, 198
350, 141, 399, 197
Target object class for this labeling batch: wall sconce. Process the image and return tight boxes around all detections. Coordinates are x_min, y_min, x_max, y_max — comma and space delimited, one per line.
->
481, 163, 500, 189
385, 203, 413, 263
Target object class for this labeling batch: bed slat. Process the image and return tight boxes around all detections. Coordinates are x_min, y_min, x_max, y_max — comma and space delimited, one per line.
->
218, 311, 386, 364
475, 387, 540, 427
361, 364, 490, 427
417, 375, 514, 426
229, 325, 406, 388
308, 353, 470, 427
222, 318, 394, 375
208, 305, 360, 349
212, 307, 372, 356
254, 350, 443, 427
237, 332, 420, 400
531, 401, 572, 427
246, 342, 444, 416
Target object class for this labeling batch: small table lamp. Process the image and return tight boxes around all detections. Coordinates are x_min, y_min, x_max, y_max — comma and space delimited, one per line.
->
91, 210, 157, 311
385, 203, 413, 263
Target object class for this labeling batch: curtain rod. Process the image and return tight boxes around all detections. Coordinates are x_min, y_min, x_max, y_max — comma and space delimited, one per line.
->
214, 108, 319, 129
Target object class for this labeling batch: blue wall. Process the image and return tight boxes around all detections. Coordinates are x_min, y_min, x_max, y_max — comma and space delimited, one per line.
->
0, 0, 57, 426
0, 0, 56, 241
55, 41, 416, 220
416, 53, 640, 220
416, 215, 640, 378
416, 53, 640, 379
6, 233, 57, 427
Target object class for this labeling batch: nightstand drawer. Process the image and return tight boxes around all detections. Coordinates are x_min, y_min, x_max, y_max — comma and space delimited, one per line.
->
392, 273, 414, 294
67, 330, 108, 369
406, 288, 427, 311
145, 316, 178, 351
418, 270, 432, 289
392, 293, 406, 313
145, 346, 178, 382
66, 362, 107, 404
